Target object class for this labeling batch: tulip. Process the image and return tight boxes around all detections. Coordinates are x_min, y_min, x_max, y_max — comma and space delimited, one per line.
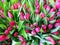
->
53, 31, 59, 35
13, 4, 18, 9
42, 24, 46, 30
57, 11, 60, 17
35, 8, 40, 14
56, 2, 60, 9
24, 13, 30, 20
35, 27, 40, 33
31, 30, 36, 36
56, 19, 60, 23
14, 32, 18, 37
4, 30, 10, 35
55, 23, 60, 27
20, 12, 25, 20
21, 41, 27, 45
8, 11, 13, 18
19, 36, 24, 42
9, 21, 15, 27
48, 24, 53, 29
40, 13, 45, 18
0, 35, 6, 42
25, 30, 30, 33
45, 36, 55, 44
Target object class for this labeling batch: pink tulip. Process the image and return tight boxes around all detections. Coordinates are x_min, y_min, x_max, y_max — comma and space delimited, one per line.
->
35, 8, 40, 14
19, 36, 24, 42
14, 32, 18, 37
25, 30, 30, 33
57, 11, 60, 17
56, 2, 60, 9
0, 35, 6, 42
40, 13, 45, 18
53, 31, 59, 35
48, 24, 53, 29
56, 19, 60, 23
45, 36, 55, 44
20, 12, 25, 20
39, 41, 43, 45
8, 11, 13, 18
42, 24, 46, 30
24, 13, 30, 20
7, 26, 12, 31
17, 2, 22, 8
31, 30, 36, 36
22, 41, 27, 45
13, 4, 18, 9
9, 21, 15, 27
35, 27, 40, 33
4, 30, 10, 35
55, 23, 60, 27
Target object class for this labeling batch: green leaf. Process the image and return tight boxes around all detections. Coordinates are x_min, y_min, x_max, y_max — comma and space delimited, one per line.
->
21, 29, 28, 40
49, 12, 55, 17
28, 0, 34, 14
0, 24, 7, 29
43, 17, 48, 25
12, 40, 21, 45
40, 28, 44, 33
49, 20, 56, 24
50, 34, 60, 39
51, 26, 60, 33
18, 21, 24, 31
10, 0, 18, 5
35, 15, 40, 22
49, 0, 55, 7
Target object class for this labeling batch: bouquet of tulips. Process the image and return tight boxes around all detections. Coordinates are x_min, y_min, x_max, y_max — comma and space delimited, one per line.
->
0, 0, 60, 45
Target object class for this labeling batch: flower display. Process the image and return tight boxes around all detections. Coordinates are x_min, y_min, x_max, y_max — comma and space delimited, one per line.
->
0, 0, 60, 45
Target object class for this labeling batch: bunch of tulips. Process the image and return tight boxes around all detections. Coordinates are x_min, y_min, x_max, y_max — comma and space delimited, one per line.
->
0, 0, 60, 45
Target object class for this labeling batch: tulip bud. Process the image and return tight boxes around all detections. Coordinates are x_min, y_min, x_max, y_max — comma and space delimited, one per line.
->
48, 24, 53, 29
35, 9, 40, 14
56, 2, 60, 9
56, 19, 60, 23
40, 13, 45, 18
0, 35, 6, 42
4, 30, 10, 35
19, 36, 24, 42
9, 21, 15, 27
14, 32, 18, 37
42, 24, 46, 30
31, 30, 36, 36
20, 12, 24, 20
35, 27, 40, 33
8, 11, 13, 18
13, 4, 18, 9
24, 13, 30, 20
57, 11, 60, 17
22, 41, 27, 45
25, 30, 30, 33
17, 2, 22, 8
55, 23, 60, 27
45, 36, 55, 44
53, 31, 59, 35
